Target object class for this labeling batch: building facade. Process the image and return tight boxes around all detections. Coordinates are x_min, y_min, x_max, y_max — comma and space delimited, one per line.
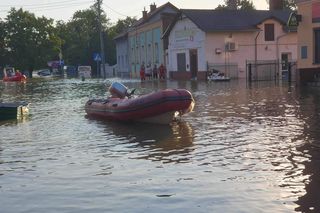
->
296, 0, 320, 84
114, 32, 130, 78
166, 9, 297, 80
116, 3, 178, 78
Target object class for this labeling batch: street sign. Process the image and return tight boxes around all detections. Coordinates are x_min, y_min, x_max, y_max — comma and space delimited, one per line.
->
93, 53, 102, 62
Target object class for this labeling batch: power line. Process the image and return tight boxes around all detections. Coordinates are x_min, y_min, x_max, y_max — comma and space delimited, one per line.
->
102, 3, 128, 17
0, 0, 92, 7
0, 1, 93, 13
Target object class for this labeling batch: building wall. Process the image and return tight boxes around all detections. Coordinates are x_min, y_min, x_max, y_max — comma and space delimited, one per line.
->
127, 6, 177, 78
256, 19, 297, 63
168, 17, 297, 80
297, 0, 320, 69
167, 17, 206, 79
128, 23, 163, 78
205, 31, 256, 78
115, 37, 129, 76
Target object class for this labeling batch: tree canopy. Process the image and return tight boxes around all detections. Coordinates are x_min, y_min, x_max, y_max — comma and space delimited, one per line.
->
216, 0, 256, 10
0, 3, 137, 76
3, 8, 60, 71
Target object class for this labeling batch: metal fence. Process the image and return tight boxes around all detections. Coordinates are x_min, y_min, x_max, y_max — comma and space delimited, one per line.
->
246, 60, 297, 82
207, 63, 239, 79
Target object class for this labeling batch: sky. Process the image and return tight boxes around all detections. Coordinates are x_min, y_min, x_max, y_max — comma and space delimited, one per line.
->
0, 0, 269, 24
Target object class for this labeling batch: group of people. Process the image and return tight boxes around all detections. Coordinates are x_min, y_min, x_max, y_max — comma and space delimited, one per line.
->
140, 63, 166, 81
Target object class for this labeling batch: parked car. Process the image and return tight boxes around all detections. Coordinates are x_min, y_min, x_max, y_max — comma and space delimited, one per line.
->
32, 69, 52, 78
78, 66, 92, 78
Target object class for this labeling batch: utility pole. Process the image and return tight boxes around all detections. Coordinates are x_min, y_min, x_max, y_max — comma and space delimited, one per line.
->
97, 0, 106, 78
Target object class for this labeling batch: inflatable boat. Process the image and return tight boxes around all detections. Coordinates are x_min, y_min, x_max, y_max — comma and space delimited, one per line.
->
3, 67, 27, 82
85, 82, 194, 124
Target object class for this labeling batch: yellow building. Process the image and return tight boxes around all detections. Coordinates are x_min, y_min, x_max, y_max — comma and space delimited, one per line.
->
296, 0, 320, 84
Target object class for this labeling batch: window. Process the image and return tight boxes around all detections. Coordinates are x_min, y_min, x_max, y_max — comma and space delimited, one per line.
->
315, 29, 320, 63
264, 24, 275, 41
301, 46, 308, 59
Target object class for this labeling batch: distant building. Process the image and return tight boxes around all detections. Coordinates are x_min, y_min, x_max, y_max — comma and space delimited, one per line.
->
163, 9, 297, 80
114, 31, 130, 78
114, 2, 179, 78
296, 0, 320, 85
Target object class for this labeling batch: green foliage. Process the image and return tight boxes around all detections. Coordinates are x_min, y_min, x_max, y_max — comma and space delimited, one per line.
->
0, 3, 136, 75
216, 0, 255, 10
107, 17, 137, 66
4, 8, 59, 71
283, 0, 297, 10
109, 17, 137, 36
0, 19, 6, 67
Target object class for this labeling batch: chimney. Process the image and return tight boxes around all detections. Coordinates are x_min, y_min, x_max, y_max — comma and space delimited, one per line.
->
269, 0, 283, 10
142, 7, 147, 20
150, 3, 157, 12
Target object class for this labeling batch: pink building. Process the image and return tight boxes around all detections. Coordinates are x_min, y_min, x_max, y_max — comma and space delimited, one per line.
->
164, 9, 297, 80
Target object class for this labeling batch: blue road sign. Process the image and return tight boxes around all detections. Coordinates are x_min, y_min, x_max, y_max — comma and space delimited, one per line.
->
93, 53, 101, 62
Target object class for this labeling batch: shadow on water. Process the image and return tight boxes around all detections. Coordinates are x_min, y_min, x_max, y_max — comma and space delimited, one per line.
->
86, 116, 195, 163
293, 87, 320, 212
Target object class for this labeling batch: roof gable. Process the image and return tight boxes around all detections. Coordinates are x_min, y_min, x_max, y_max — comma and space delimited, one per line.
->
133, 2, 179, 27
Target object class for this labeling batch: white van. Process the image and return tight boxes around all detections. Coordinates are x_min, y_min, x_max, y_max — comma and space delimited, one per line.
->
78, 66, 92, 78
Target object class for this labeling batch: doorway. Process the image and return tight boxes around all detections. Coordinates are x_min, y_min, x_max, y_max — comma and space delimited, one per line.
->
177, 53, 186, 72
281, 53, 291, 80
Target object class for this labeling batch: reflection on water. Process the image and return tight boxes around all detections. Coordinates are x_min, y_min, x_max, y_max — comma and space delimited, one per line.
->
293, 88, 320, 213
95, 120, 194, 163
1, 79, 320, 212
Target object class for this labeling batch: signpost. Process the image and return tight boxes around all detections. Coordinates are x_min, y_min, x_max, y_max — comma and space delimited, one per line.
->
93, 53, 102, 77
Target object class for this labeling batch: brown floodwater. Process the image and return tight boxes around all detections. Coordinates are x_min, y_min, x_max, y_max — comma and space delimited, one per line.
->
0, 78, 320, 212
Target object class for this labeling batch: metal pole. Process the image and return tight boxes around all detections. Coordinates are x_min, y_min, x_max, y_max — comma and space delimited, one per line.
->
248, 63, 252, 83
288, 62, 292, 83
97, 0, 106, 79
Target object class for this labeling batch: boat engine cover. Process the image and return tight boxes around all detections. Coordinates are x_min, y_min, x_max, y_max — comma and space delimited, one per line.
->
109, 82, 128, 99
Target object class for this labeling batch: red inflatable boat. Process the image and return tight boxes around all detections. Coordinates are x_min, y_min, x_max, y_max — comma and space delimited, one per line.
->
85, 83, 194, 124
3, 75, 27, 82
2, 67, 27, 82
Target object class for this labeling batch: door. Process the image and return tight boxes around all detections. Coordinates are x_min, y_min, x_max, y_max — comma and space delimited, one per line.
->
190, 49, 198, 79
177, 53, 186, 72
281, 53, 290, 80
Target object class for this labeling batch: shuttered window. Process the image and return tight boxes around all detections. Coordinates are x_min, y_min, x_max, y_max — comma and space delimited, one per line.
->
264, 24, 275, 41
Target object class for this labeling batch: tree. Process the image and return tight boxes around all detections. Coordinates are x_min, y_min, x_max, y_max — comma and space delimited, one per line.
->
55, 6, 113, 76
109, 17, 137, 36
266, 0, 297, 10
283, 0, 297, 10
106, 17, 137, 66
0, 19, 6, 67
4, 8, 60, 72
216, 0, 255, 10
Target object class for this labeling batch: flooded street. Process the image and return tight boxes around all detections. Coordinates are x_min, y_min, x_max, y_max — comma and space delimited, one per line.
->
1, 78, 320, 212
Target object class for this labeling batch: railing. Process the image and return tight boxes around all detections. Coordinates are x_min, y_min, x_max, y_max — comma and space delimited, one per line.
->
246, 60, 297, 82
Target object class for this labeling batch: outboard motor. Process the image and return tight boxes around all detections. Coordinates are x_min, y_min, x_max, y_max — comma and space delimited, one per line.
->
109, 82, 128, 99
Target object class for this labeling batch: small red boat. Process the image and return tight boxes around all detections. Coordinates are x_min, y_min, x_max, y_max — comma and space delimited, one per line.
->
85, 82, 194, 124
3, 67, 27, 82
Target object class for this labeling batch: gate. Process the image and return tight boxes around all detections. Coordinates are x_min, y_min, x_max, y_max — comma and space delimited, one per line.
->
246, 60, 297, 82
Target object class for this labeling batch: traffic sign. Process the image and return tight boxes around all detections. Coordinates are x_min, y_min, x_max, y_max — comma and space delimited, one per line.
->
93, 53, 102, 61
